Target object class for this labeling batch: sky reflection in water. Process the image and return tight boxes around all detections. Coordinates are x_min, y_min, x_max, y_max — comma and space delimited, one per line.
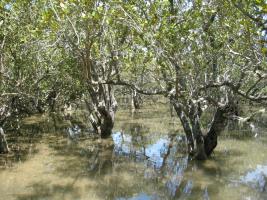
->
1, 109, 267, 200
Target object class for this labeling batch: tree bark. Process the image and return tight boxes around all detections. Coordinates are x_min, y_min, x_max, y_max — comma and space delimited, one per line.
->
98, 105, 115, 138
192, 117, 207, 160
172, 101, 195, 155
204, 105, 231, 157
86, 84, 117, 139
172, 98, 233, 160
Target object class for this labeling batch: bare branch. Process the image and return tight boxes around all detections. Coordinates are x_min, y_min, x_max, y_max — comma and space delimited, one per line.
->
87, 79, 167, 95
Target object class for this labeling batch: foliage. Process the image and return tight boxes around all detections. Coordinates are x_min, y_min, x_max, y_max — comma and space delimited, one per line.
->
0, 0, 266, 157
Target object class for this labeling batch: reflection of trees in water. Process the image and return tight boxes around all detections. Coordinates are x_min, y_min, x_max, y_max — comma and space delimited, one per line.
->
0, 114, 75, 168
1, 116, 222, 199
86, 141, 114, 175
111, 127, 222, 199
112, 129, 190, 198
0, 121, 45, 167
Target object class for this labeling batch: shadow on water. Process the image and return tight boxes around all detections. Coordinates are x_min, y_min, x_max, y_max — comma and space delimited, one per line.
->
0, 105, 267, 200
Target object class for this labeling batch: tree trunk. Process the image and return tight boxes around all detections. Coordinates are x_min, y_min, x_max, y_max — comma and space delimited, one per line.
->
46, 90, 57, 112
204, 105, 230, 157
188, 100, 207, 160
0, 127, 9, 154
131, 89, 141, 112
172, 101, 195, 155
98, 105, 115, 138
172, 98, 232, 160
192, 118, 207, 160
86, 84, 117, 139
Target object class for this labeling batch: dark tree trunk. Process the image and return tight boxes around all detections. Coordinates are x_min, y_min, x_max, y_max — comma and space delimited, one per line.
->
98, 105, 115, 138
0, 127, 9, 154
46, 90, 57, 112
192, 119, 207, 160
172, 97, 232, 160
204, 105, 232, 157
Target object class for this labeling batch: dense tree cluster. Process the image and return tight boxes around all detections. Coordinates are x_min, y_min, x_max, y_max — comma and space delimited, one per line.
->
0, 0, 266, 159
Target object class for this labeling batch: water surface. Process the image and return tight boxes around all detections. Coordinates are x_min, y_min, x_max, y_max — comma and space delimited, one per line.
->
0, 105, 267, 200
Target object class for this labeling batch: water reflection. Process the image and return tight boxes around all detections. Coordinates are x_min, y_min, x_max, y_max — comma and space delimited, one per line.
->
241, 165, 267, 192
67, 124, 82, 140
113, 132, 175, 168
0, 106, 267, 200
111, 130, 193, 199
117, 193, 160, 200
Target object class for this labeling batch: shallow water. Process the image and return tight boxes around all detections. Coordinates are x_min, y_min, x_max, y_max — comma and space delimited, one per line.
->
0, 105, 267, 200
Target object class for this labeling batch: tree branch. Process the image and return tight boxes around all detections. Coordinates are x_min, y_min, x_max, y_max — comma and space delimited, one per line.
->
87, 79, 167, 95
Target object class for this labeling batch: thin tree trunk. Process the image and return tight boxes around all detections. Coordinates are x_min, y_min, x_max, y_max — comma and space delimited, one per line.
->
131, 89, 141, 112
